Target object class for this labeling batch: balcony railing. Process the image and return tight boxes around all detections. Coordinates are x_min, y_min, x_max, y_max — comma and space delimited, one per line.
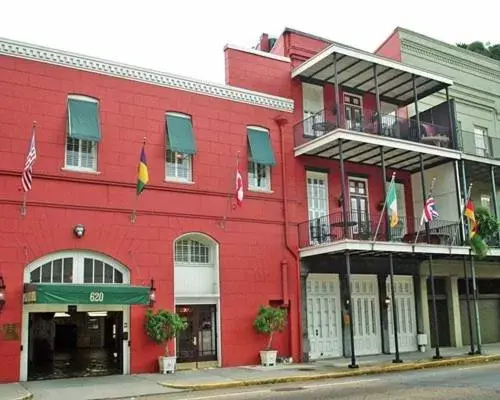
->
298, 211, 461, 249
293, 107, 452, 149
458, 130, 500, 159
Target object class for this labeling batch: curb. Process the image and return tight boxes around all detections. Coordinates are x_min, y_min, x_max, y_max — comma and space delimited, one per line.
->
159, 354, 500, 391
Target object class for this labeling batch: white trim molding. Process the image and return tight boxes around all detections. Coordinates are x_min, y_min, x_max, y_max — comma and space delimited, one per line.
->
299, 239, 470, 258
0, 37, 294, 113
224, 44, 291, 63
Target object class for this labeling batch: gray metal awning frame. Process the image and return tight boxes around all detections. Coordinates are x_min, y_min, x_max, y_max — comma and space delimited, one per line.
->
292, 42, 453, 107
294, 129, 461, 173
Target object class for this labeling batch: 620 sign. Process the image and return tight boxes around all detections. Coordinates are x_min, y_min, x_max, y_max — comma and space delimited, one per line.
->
89, 291, 104, 303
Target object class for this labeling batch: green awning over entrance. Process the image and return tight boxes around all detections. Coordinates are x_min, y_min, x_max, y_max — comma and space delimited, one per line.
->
166, 114, 197, 154
68, 98, 101, 141
247, 128, 276, 166
23, 283, 150, 305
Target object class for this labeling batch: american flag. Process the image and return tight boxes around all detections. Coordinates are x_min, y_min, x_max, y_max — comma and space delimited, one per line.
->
21, 128, 37, 192
420, 195, 439, 224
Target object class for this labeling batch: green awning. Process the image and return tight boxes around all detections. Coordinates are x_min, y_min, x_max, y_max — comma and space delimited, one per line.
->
247, 128, 276, 166
68, 98, 101, 142
166, 114, 197, 154
23, 283, 150, 305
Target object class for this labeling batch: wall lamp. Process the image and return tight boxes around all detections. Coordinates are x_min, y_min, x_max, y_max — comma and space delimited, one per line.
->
73, 224, 85, 238
384, 296, 391, 307
0, 275, 6, 311
149, 279, 156, 307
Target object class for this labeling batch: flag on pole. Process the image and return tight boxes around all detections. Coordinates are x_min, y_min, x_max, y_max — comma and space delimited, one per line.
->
136, 145, 149, 195
464, 199, 477, 238
235, 165, 243, 206
22, 128, 37, 192
386, 177, 398, 228
420, 195, 439, 224
464, 198, 487, 255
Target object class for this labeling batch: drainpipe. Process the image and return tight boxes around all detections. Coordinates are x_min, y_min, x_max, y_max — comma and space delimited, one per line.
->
275, 115, 302, 363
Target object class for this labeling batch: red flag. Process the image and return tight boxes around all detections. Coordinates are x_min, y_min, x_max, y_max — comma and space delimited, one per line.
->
236, 165, 243, 206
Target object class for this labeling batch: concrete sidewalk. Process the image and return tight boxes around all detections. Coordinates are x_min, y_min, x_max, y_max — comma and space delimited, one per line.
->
2, 344, 500, 400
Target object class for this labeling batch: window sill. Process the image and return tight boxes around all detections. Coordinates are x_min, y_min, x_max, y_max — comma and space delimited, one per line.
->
248, 187, 274, 194
61, 167, 101, 175
164, 178, 195, 185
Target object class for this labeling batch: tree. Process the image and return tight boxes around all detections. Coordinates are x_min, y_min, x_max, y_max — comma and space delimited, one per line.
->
456, 41, 500, 61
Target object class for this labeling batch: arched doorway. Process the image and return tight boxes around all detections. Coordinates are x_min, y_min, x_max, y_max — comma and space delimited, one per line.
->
173, 233, 221, 368
20, 251, 150, 381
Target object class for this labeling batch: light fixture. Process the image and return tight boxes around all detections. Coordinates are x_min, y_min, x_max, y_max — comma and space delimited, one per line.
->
384, 296, 391, 307
88, 311, 108, 317
73, 224, 85, 238
0, 275, 5, 311
149, 279, 156, 307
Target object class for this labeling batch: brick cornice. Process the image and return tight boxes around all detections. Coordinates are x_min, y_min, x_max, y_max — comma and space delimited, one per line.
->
0, 37, 294, 113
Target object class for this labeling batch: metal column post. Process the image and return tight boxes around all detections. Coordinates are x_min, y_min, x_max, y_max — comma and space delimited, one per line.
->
414, 75, 441, 360
345, 251, 358, 368
460, 160, 476, 354
490, 165, 500, 243
469, 251, 482, 354
374, 64, 381, 135
334, 53, 341, 128
445, 86, 456, 149
380, 146, 402, 362
339, 139, 349, 239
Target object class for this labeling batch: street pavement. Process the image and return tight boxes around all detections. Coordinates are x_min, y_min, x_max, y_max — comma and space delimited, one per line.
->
130, 362, 500, 400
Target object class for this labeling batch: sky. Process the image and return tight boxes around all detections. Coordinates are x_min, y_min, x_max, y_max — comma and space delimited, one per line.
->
1, 0, 498, 84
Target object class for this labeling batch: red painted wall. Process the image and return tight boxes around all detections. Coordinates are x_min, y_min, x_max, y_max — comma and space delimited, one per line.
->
224, 48, 292, 98
0, 55, 301, 382
374, 30, 402, 62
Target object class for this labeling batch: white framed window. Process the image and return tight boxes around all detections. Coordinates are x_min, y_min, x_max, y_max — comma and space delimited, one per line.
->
248, 160, 271, 191
481, 194, 491, 211
65, 137, 98, 171
474, 126, 489, 157
175, 238, 211, 265
166, 149, 193, 182
247, 125, 274, 192
165, 112, 195, 183
65, 95, 100, 172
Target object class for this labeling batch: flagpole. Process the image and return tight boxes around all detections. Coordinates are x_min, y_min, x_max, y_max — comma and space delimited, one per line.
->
372, 172, 395, 242
20, 121, 37, 218
219, 151, 240, 229
131, 137, 146, 224
414, 177, 437, 245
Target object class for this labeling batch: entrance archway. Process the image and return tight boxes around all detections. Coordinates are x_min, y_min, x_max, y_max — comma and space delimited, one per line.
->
173, 233, 221, 368
20, 251, 147, 381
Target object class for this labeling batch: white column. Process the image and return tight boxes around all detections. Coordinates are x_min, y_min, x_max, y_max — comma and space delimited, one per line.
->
419, 275, 431, 342
447, 276, 463, 347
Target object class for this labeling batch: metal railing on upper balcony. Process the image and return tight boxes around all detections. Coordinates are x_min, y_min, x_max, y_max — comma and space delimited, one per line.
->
458, 130, 500, 160
298, 211, 461, 249
293, 107, 452, 149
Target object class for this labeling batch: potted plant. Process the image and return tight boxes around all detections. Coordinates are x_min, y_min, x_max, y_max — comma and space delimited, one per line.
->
253, 305, 288, 367
144, 308, 187, 374
469, 207, 500, 258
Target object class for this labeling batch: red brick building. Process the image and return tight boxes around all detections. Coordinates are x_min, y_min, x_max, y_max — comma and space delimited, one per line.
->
0, 36, 298, 382
1, 27, 468, 383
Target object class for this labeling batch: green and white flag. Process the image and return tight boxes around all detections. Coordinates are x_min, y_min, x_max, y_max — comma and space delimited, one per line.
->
386, 176, 398, 228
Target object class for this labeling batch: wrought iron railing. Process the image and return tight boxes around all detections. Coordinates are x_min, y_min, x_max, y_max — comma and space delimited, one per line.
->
293, 107, 452, 150
457, 130, 500, 160
298, 211, 462, 249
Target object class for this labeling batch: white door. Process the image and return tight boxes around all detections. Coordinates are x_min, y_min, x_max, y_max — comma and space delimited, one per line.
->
307, 171, 329, 245
351, 275, 382, 356
306, 274, 343, 359
387, 276, 417, 353
302, 83, 324, 137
